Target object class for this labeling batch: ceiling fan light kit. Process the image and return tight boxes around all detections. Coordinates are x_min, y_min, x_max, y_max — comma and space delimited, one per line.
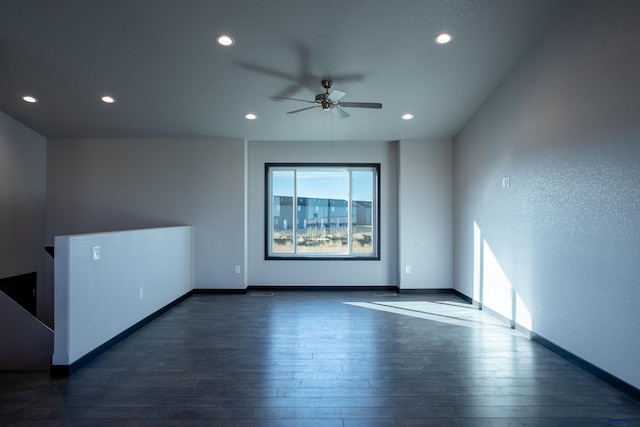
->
276, 79, 382, 119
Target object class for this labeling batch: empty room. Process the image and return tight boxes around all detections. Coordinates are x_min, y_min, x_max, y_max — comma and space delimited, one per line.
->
1, 0, 639, 425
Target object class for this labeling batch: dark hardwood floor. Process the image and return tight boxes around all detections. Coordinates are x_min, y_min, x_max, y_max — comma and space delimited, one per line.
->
2, 291, 639, 426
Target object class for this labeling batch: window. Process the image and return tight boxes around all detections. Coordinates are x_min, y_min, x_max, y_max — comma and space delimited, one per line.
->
266, 163, 380, 260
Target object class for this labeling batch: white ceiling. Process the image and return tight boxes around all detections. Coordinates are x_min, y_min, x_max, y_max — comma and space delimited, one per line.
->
0, 0, 568, 141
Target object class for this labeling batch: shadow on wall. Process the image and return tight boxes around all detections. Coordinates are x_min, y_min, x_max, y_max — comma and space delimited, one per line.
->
473, 221, 532, 331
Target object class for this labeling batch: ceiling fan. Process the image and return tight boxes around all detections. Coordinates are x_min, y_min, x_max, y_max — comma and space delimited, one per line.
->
276, 80, 382, 118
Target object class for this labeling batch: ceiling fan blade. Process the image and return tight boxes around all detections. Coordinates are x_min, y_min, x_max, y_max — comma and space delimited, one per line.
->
276, 96, 315, 104
333, 106, 350, 119
339, 102, 382, 109
328, 89, 346, 102
287, 106, 319, 114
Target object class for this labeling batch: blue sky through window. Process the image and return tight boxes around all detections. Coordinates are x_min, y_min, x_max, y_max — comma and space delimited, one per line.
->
273, 169, 373, 202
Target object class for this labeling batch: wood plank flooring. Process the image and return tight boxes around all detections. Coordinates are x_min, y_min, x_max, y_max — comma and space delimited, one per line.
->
2, 291, 639, 426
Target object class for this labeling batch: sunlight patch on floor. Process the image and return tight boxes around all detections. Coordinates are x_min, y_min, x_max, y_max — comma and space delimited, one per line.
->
343, 300, 522, 335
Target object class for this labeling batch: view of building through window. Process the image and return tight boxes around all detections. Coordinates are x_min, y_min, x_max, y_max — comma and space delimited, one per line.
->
267, 164, 379, 259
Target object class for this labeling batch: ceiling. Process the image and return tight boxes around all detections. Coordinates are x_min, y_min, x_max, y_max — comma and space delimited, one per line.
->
0, 0, 568, 142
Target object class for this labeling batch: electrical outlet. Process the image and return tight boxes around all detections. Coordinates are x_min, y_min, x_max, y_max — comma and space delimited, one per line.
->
91, 246, 100, 261
405, 265, 412, 274
139, 287, 143, 299
234, 265, 241, 274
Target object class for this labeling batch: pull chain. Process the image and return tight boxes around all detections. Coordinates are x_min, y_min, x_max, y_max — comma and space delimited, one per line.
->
330, 110, 333, 147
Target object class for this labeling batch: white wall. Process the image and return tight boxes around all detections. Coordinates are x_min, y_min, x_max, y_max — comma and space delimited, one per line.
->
453, 0, 640, 388
46, 138, 245, 291
0, 111, 48, 323
46, 137, 453, 292
52, 226, 193, 365
398, 140, 452, 289
247, 140, 399, 286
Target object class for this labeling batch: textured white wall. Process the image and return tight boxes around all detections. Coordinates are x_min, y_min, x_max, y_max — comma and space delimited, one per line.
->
398, 140, 452, 289
52, 226, 193, 365
46, 138, 245, 294
0, 111, 47, 322
453, 0, 640, 388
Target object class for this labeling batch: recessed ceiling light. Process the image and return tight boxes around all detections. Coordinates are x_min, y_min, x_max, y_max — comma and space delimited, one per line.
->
101, 95, 116, 103
402, 113, 414, 120
22, 96, 37, 103
216, 34, 235, 46
435, 32, 453, 44
245, 113, 257, 120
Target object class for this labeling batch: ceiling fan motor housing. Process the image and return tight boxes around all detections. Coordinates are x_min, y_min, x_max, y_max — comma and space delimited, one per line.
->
315, 93, 331, 110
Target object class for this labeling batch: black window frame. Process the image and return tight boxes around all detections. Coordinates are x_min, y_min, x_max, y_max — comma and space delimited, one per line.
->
265, 163, 381, 261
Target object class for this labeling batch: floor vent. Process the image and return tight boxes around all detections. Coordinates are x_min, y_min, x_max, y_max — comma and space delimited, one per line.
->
374, 292, 397, 297
250, 292, 274, 297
